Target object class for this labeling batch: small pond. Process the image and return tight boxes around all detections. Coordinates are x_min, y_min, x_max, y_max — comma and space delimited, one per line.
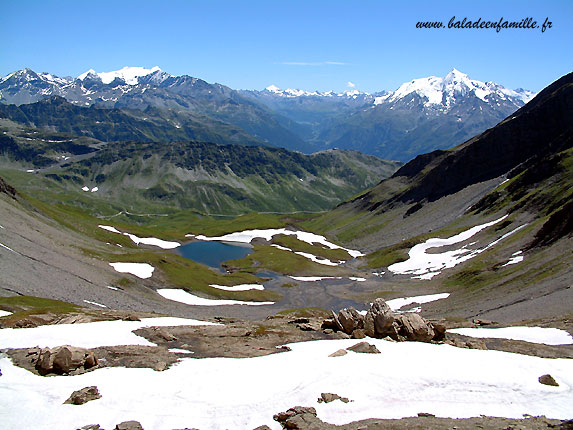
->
178, 241, 253, 272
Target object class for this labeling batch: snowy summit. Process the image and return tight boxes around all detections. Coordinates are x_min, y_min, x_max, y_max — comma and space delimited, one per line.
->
77, 66, 166, 85
375, 68, 536, 109
264, 84, 369, 99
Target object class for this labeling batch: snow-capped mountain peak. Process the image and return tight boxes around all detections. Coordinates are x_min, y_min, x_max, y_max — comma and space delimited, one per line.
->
265, 84, 281, 93
77, 66, 164, 85
262, 85, 368, 99
384, 68, 535, 110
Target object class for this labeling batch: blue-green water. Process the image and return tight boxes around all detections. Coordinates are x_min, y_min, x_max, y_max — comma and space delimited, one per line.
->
178, 241, 253, 272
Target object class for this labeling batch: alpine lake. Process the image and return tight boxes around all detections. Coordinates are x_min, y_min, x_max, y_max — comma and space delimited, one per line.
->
177, 240, 253, 273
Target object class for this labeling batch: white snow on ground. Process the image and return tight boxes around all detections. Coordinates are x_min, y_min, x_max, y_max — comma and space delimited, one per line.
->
503, 255, 524, 266
98, 225, 180, 249
109, 262, 154, 279
106, 285, 120, 291
0, 317, 219, 349
503, 251, 524, 267
168, 348, 194, 354
449, 327, 573, 346
81, 186, 89, 191
83, 300, 107, 308
0, 310, 12, 317
157, 288, 274, 306
357, 293, 450, 316
123, 233, 180, 249
294, 251, 339, 266
271, 244, 292, 251
90, 187, 99, 192
271, 244, 340, 266
209, 284, 265, 291
1, 335, 572, 430
290, 276, 343, 282
386, 293, 451, 312
98, 225, 121, 234
196, 228, 364, 258
0, 242, 18, 253
349, 277, 366, 282
388, 216, 527, 280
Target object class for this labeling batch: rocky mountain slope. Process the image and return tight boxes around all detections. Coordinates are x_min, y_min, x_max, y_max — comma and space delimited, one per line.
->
314, 69, 535, 161
1, 67, 534, 161
0, 67, 312, 153
302, 72, 572, 322
243, 69, 535, 161
0, 96, 264, 147
0, 115, 400, 215
48, 141, 399, 214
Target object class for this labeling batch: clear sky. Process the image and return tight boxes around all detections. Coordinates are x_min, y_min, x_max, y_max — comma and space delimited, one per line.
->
1, 0, 571, 93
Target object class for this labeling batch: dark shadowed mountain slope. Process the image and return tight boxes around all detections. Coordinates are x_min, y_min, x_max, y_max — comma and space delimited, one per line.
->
304, 72, 573, 249
0, 96, 265, 147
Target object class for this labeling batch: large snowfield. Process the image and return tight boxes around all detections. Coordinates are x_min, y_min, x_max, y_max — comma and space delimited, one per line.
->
0, 318, 572, 430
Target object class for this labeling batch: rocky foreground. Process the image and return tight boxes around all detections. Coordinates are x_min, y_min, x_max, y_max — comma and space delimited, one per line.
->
1, 298, 572, 429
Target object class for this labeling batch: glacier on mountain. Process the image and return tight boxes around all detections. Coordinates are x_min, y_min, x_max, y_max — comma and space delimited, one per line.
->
382, 68, 535, 110
77, 66, 164, 85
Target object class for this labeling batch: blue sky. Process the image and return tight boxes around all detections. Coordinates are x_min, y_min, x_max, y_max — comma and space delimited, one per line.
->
1, 0, 571, 93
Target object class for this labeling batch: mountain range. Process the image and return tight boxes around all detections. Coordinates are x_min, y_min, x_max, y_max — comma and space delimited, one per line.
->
0, 67, 535, 161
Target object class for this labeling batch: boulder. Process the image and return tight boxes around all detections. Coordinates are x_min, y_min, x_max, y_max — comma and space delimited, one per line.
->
115, 421, 144, 430
330, 311, 344, 332
317, 393, 350, 404
64, 386, 101, 405
320, 319, 338, 331
363, 312, 375, 337
36, 346, 97, 375
323, 298, 447, 344
432, 323, 447, 341
346, 342, 381, 354
351, 329, 366, 339
328, 349, 348, 357
273, 406, 318, 429
369, 299, 395, 337
539, 374, 559, 386
396, 313, 435, 342
337, 307, 363, 334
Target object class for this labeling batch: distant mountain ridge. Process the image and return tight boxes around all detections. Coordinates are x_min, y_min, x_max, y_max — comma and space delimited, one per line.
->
1, 67, 536, 161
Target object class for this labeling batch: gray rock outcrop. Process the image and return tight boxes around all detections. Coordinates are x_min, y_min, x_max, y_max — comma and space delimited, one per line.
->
115, 421, 144, 430
274, 406, 319, 429
64, 386, 101, 405
539, 374, 559, 386
326, 298, 444, 343
35, 346, 98, 375
347, 342, 381, 354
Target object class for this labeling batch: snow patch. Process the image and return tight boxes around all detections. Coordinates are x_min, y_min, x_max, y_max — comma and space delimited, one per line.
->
0, 336, 572, 430
386, 293, 450, 312
157, 288, 274, 306
388, 216, 526, 280
98, 225, 179, 249
109, 262, 154, 279
0, 316, 218, 349
290, 276, 343, 282
0, 310, 12, 317
83, 300, 107, 308
209, 284, 264, 291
